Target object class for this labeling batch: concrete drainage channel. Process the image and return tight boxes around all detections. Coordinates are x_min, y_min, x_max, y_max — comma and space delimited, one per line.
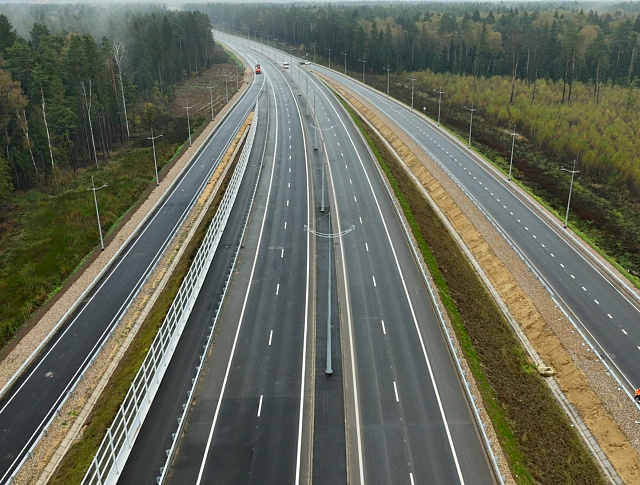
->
81, 106, 258, 485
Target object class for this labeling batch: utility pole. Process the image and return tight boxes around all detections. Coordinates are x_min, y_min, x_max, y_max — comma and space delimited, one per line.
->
561, 159, 580, 228
434, 88, 444, 126
148, 129, 163, 186
507, 125, 517, 181
359, 57, 367, 84
383, 66, 391, 96
184, 99, 195, 147
87, 176, 108, 250
342, 50, 348, 75
408, 76, 417, 109
464, 103, 477, 148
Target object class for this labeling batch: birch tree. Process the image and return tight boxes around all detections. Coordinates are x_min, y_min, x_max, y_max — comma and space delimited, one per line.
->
112, 39, 130, 138
81, 80, 98, 167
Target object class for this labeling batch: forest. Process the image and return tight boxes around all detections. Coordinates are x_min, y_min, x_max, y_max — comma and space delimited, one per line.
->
0, 4, 214, 199
199, 1, 640, 278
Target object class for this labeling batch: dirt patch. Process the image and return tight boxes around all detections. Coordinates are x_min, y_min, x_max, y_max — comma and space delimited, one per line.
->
324, 77, 640, 483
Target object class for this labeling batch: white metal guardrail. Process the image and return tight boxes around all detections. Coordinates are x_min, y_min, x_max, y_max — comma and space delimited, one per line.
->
3, 80, 257, 485
82, 105, 258, 485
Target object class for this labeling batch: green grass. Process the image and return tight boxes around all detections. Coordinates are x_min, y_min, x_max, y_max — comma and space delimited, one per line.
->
342, 97, 605, 485
48, 159, 232, 485
0, 144, 179, 350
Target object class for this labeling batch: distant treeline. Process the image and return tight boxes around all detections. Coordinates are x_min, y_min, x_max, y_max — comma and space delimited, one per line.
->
202, 2, 640, 90
0, 5, 214, 201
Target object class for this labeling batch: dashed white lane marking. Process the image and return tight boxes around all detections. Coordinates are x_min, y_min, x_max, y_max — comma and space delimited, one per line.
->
517, 219, 521, 223
372, 275, 377, 287
608, 314, 613, 319
341, 152, 344, 157
594, 299, 600, 305
551, 254, 555, 258
533, 235, 537, 239
571, 274, 575, 279
525, 227, 529, 231
393, 381, 399, 402
289, 167, 291, 172
257, 395, 264, 417
281, 249, 284, 258
284, 222, 287, 229
269, 330, 273, 346
350, 179, 353, 184
560, 263, 564, 268
381, 320, 386, 335
276, 284, 280, 296
288, 183, 290, 188
541, 244, 546, 248
365, 243, 369, 252
622, 329, 628, 335
354, 196, 357, 202
582, 286, 587, 291
287, 200, 289, 207
359, 217, 363, 224
345, 164, 348, 169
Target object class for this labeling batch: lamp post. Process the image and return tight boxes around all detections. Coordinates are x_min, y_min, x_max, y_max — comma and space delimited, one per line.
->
342, 50, 348, 75
359, 57, 367, 84
87, 176, 108, 250
408, 76, 416, 109
507, 125, 517, 181
184, 99, 195, 147
561, 159, 580, 228
464, 103, 477, 148
384, 66, 391, 96
325, 47, 331, 70
311, 42, 316, 63
148, 129, 163, 186
434, 88, 444, 126
208, 80, 215, 120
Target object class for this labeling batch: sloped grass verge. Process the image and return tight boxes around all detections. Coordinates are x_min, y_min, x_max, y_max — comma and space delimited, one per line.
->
47, 157, 233, 485
343, 101, 605, 485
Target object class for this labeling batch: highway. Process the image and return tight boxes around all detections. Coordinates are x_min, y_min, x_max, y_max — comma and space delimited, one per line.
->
163, 49, 314, 485
157, 32, 495, 484
0, 68, 262, 482
313, 66, 640, 396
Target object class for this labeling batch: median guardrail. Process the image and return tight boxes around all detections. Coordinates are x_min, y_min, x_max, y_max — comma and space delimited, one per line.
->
82, 104, 258, 485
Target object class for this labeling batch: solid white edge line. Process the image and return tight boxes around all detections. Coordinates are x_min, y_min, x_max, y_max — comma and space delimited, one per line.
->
195, 72, 279, 485
310, 78, 467, 484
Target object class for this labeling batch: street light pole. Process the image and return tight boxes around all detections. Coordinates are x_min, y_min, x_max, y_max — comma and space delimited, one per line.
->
434, 88, 444, 126
208, 80, 215, 120
148, 128, 163, 186
408, 77, 416, 109
325, 47, 331, 70
311, 42, 316, 63
464, 103, 477, 148
342, 50, 348, 75
87, 176, 108, 250
507, 125, 517, 181
561, 159, 580, 228
359, 57, 367, 84
384, 66, 391, 96
184, 99, 195, 147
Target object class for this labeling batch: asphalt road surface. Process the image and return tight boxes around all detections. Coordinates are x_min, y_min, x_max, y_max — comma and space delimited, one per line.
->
164, 48, 314, 485
315, 66, 640, 397
0, 71, 262, 483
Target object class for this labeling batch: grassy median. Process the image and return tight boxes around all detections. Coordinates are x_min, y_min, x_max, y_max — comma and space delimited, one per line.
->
342, 99, 605, 485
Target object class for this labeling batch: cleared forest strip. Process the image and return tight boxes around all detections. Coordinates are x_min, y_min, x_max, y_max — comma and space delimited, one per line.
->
11, 97, 254, 485
326, 76, 640, 484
